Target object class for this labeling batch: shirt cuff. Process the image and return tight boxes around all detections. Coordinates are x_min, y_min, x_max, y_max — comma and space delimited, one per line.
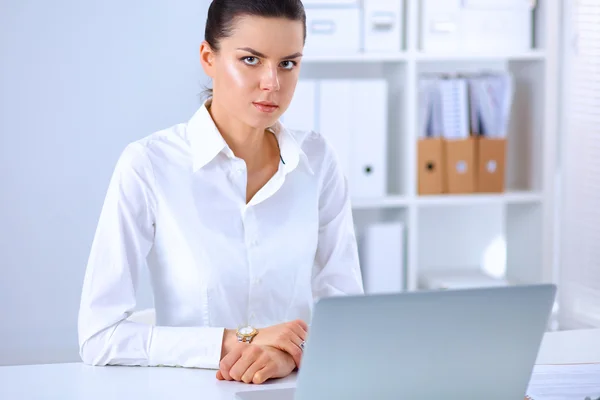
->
148, 325, 225, 369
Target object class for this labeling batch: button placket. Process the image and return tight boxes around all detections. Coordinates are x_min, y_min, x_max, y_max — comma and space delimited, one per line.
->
243, 207, 260, 323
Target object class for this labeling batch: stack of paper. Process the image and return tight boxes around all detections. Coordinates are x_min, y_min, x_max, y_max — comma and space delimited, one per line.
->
527, 364, 600, 400
468, 73, 514, 138
418, 72, 514, 139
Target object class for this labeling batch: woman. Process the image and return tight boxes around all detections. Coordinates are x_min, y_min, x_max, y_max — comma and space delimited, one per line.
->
78, 0, 363, 385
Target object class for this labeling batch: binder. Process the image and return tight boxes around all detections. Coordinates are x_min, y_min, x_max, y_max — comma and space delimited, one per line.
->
359, 222, 405, 294
282, 79, 318, 132
319, 80, 353, 180
349, 80, 388, 198
319, 79, 388, 198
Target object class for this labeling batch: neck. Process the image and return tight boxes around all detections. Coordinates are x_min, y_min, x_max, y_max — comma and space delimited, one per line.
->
208, 98, 274, 171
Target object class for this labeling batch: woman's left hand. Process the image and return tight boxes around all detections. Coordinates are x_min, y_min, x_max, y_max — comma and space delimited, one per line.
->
216, 344, 296, 384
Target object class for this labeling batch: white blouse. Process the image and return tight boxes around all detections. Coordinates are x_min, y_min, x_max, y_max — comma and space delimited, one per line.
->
77, 101, 364, 370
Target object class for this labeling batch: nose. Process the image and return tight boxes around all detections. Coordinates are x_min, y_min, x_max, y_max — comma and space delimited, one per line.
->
259, 65, 280, 92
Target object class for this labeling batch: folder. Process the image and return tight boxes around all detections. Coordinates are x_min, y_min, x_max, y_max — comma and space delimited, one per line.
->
359, 222, 405, 294
439, 77, 475, 194
417, 77, 446, 195
469, 73, 513, 193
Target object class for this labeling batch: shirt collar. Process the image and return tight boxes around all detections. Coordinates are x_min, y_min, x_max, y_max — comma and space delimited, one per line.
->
269, 121, 314, 176
187, 99, 313, 175
187, 99, 230, 172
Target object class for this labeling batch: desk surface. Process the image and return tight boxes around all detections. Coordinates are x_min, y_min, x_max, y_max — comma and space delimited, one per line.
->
0, 362, 296, 400
2, 329, 598, 400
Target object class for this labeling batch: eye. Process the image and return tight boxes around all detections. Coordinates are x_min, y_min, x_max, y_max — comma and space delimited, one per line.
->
280, 60, 297, 70
241, 56, 259, 66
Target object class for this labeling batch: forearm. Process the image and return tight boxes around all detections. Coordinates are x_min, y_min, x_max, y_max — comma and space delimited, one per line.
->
80, 319, 225, 369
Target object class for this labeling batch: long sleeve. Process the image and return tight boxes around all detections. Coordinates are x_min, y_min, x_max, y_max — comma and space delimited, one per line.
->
78, 142, 224, 369
312, 146, 364, 301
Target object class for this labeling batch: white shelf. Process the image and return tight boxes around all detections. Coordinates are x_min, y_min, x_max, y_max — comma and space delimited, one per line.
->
302, 52, 408, 63
416, 191, 544, 207
351, 191, 543, 209
418, 269, 512, 290
298, 0, 559, 292
414, 50, 546, 62
302, 51, 545, 64
351, 195, 410, 210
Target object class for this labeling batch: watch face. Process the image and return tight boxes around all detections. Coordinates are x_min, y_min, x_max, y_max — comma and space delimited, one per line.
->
239, 326, 254, 335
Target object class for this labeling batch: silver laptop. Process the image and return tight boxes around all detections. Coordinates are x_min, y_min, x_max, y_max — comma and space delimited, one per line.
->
235, 284, 556, 400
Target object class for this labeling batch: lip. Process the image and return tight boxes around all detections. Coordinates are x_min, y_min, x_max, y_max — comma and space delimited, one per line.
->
253, 101, 279, 113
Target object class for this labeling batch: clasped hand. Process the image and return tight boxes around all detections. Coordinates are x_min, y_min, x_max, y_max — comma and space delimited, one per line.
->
217, 319, 308, 384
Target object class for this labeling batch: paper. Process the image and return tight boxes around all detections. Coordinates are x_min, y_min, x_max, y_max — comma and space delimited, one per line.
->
439, 78, 470, 140
470, 73, 514, 139
418, 77, 440, 139
527, 364, 600, 400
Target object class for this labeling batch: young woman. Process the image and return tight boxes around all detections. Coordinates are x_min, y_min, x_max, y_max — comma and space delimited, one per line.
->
78, 0, 363, 385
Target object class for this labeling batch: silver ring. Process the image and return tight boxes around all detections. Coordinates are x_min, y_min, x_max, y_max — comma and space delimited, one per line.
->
300, 340, 305, 351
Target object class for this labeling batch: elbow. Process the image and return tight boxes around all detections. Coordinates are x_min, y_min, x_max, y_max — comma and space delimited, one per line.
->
78, 320, 118, 366
79, 336, 108, 366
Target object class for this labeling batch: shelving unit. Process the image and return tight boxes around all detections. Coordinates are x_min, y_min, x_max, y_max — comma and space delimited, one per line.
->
296, 0, 560, 292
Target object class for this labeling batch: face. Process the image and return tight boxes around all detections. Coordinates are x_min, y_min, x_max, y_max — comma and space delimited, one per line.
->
200, 16, 304, 130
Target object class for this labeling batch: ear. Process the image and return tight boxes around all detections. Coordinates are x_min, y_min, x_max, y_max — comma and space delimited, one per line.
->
199, 41, 216, 78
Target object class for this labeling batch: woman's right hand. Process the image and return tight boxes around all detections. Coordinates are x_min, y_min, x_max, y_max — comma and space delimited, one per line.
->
216, 344, 296, 384
250, 320, 308, 368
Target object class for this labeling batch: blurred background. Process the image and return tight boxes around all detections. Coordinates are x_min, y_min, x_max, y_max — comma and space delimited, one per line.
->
1, 0, 598, 366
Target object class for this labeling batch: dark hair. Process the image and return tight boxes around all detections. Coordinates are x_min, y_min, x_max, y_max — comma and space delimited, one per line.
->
205, 0, 307, 52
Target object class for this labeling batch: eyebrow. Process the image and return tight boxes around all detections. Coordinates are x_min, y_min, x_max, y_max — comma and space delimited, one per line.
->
236, 47, 303, 60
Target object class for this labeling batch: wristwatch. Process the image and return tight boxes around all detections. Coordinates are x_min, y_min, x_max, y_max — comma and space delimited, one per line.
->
236, 325, 258, 343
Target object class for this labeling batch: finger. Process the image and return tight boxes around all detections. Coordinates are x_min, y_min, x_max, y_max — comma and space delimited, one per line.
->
292, 319, 309, 332
279, 340, 303, 368
253, 363, 276, 385
229, 346, 262, 382
216, 370, 224, 380
219, 345, 244, 381
288, 321, 307, 342
241, 353, 269, 384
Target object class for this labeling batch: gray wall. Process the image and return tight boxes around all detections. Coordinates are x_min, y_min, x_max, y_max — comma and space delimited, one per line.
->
0, 0, 210, 365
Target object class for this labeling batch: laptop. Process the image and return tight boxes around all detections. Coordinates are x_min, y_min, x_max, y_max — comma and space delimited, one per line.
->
235, 284, 556, 400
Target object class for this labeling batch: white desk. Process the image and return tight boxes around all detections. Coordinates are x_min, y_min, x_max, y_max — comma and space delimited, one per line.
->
1, 329, 598, 400
0, 362, 296, 400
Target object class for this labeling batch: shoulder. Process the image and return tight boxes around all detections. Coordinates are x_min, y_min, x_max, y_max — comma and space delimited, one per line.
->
116, 122, 188, 173
285, 128, 340, 178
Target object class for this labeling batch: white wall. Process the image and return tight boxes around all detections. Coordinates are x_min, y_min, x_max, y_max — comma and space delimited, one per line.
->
0, 0, 211, 365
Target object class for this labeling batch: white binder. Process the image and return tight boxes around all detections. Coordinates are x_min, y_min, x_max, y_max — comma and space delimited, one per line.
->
359, 222, 405, 294
318, 80, 353, 180
281, 79, 318, 132
349, 80, 388, 198
319, 79, 388, 198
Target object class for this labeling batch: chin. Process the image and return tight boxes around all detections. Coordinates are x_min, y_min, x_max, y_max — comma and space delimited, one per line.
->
247, 111, 282, 130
